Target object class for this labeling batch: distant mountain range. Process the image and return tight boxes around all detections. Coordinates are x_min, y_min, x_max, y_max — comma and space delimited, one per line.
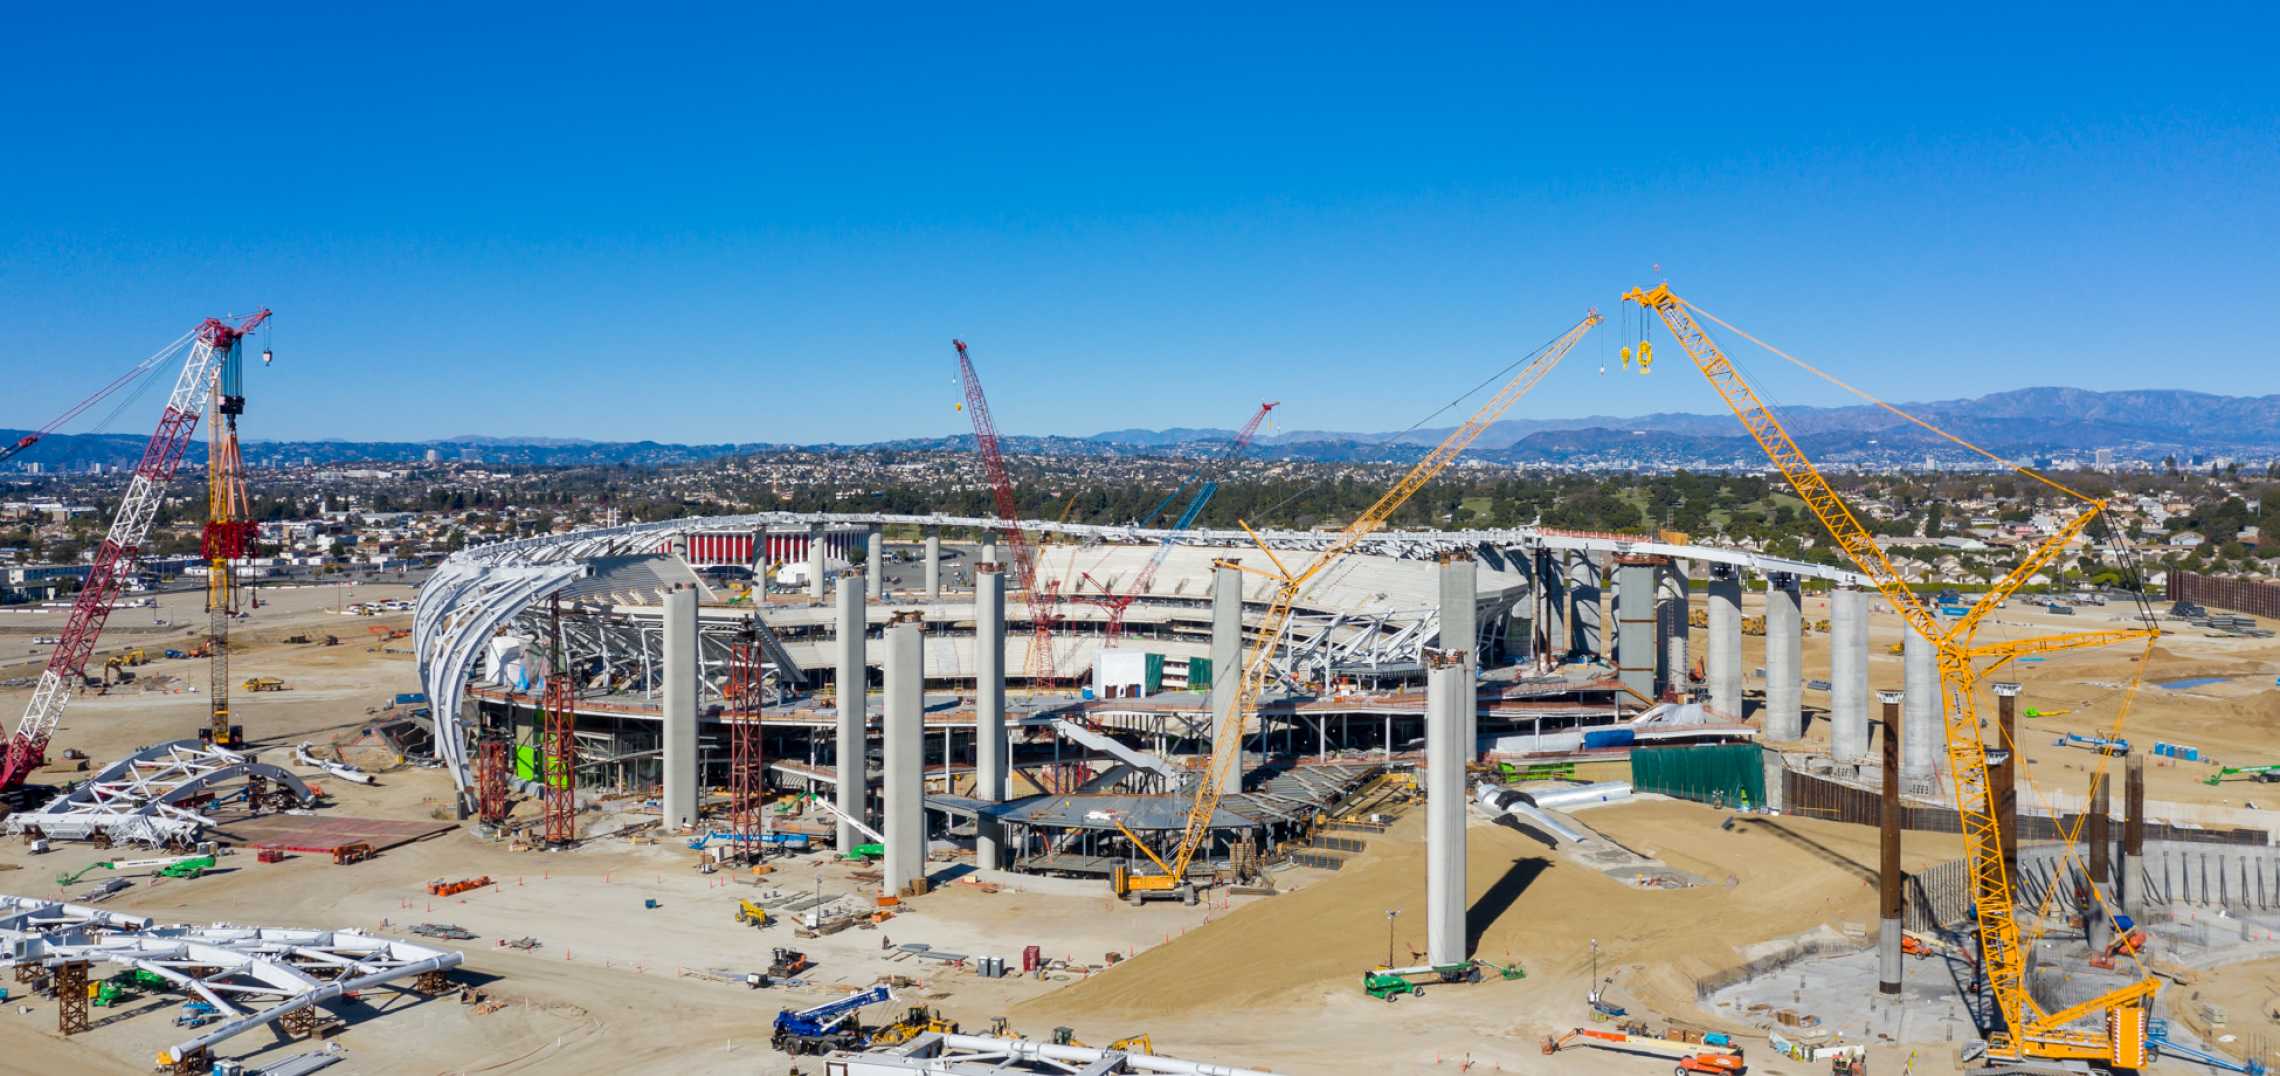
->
4, 388, 2273, 472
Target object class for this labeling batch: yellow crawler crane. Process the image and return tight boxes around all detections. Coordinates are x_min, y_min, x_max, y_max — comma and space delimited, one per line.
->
1110, 311, 1603, 901
1623, 283, 2159, 1070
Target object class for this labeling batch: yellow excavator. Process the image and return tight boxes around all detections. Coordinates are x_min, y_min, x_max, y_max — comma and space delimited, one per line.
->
1109, 311, 1603, 903
1625, 284, 2159, 1070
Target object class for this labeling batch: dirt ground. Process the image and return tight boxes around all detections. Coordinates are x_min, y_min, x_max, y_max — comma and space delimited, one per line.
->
0, 583, 2273, 1074
2170, 954, 2280, 1072
1712, 591, 2280, 815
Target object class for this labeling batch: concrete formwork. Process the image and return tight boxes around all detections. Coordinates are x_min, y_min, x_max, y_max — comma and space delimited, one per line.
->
1902, 627, 1940, 784
1425, 648, 1467, 968
835, 576, 869, 847
1438, 552, 1478, 757
1707, 565, 1744, 719
1763, 572, 1802, 741
1830, 586, 1870, 762
661, 587, 699, 829
884, 615, 927, 896
1209, 560, 1243, 796
974, 563, 1008, 869
1614, 558, 1659, 700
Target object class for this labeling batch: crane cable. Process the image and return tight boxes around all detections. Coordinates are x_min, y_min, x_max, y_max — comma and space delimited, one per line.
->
1682, 302, 2096, 505
29, 329, 198, 442
1651, 295, 2161, 980
1251, 321, 1580, 523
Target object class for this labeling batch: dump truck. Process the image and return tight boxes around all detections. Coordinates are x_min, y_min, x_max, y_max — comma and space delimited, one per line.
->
244, 676, 287, 692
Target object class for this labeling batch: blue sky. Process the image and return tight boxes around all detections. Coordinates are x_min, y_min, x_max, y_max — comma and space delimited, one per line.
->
3, 5, 2274, 444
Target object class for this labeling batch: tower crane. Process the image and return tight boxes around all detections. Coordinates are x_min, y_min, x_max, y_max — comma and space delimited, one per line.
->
1622, 283, 2158, 1070
1080, 400, 1278, 649
954, 340, 1063, 685
199, 320, 263, 748
1110, 311, 1602, 900
0, 311, 270, 790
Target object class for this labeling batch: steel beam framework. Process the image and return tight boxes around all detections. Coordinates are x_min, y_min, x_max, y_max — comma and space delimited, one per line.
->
5, 740, 315, 848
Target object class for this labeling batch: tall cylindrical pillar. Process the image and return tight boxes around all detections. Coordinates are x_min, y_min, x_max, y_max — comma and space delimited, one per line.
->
661, 586, 699, 830
1438, 551, 1479, 759
924, 530, 941, 600
1425, 648, 1468, 969
1763, 572, 1802, 741
1877, 689, 1905, 995
865, 529, 884, 600
884, 613, 927, 896
1707, 566, 1743, 719
1536, 549, 1568, 666
807, 524, 827, 601
1830, 586, 1870, 762
834, 576, 868, 849
974, 563, 1007, 870
1209, 560, 1244, 796
1658, 561, 1691, 697
1901, 627, 1940, 785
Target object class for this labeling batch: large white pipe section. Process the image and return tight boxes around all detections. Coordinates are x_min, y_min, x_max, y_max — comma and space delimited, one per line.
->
1520, 781, 1633, 811
928, 1033, 1282, 1076
1475, 784, 1588, 844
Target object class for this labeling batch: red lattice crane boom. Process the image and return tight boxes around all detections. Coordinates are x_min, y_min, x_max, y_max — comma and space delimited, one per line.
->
2, 311, 268, 790
953, 340, 1062, 683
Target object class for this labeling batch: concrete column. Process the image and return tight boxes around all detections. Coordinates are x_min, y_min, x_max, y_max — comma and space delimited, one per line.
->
1565, 552, 1601, 658
923, 530, 941, 600
974, 563, 1007, 869
1763, 572, 1802, 741
1614, 559, 1659, 700
1437, 552, 1478, 759
1992, 682, 2020, 883
834, 576, 868, 850
981, 532, 997, 571
1209, 560, 1243, 796
2124, 752, 2146, 916
1425, 648, 1468, 969
1658, 562, 1691, 696
1536, 549, 1567, 666
2088, 775, 2113, 954
883, 613, 927, 896
1877, 689, 1904, 995
661, 586, 699, 829
807, 524, 826, 601
1902, 627, 1940, 785
865, 529, 883, 600
1830, 586, 1870, 762
1707, 566, 1742, 719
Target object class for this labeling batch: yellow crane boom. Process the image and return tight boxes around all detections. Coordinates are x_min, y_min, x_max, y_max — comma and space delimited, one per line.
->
1622, 283, 2157, 1068
1112, 310, 1603, 896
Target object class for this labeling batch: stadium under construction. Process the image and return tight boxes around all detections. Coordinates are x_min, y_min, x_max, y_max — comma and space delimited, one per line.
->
413, 511, 1922, 885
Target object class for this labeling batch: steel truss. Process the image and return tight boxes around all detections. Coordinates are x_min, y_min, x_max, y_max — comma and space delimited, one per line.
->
5, 740, 315, 847
0, 895, 461, 1068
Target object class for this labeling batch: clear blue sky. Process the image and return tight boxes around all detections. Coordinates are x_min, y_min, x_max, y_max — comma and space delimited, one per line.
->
3, 5, 2274, 444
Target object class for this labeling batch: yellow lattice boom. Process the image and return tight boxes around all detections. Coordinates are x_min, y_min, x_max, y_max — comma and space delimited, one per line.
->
1623, 283, 2158, 1067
